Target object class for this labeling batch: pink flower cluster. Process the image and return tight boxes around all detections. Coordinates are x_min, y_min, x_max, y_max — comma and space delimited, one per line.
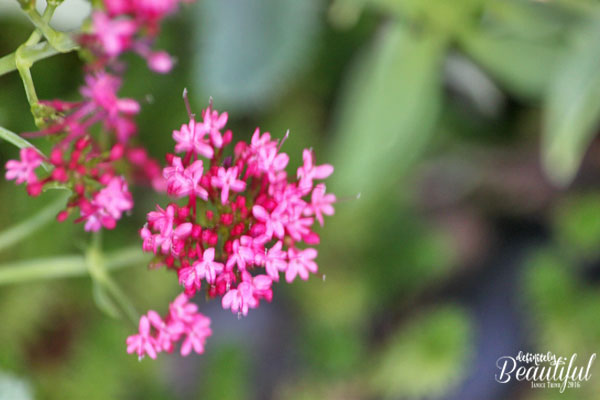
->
4, 0, 191, 231
83, 0, 192, 73
127, 102, 335, 358
127, 293, 211, 359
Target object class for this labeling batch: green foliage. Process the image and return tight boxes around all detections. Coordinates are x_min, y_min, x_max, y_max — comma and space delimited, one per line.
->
553, 193, 600, 258
524, 250, 600, 399
331, 22, 445, 206
193, 0, 322, 111
542, 22, 600, 186
368, 306, 473, 399
458, 28, 562, 99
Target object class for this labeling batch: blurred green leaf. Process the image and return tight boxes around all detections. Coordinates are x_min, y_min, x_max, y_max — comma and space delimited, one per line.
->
486, 0, 575, 40
194, 0, 321, 111
368, 305, 472, 399
524, 250, 600, 354
553, 193, 600, 258
331, 22, 445, 205
459, 28, 562, 99
542, 23, 600, 186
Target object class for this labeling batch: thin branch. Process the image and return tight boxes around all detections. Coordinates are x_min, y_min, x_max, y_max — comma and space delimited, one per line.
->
0, 246, 150, 285
0, 194, 67, 254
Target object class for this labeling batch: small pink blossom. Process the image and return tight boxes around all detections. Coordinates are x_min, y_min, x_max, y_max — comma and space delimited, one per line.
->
163, 157, 208, 199
5, 148, 42, 185
147, 51, 174, 73
252, 204, 285, 240
211, 166, 246, 204
264, 241, 287, 281
179, 248, 224, 295
172, 119, 214, 158
297, 149, 334, 192
226, 237, 254, 271
200, 106, 227, 148
126, 315, 158, 360
180, 314, 212, 356
222, 274, 272, 316
91, 12, 137, 57
93, 176, 134, 220
303, 183, 336, 226
286, 247, 318, 282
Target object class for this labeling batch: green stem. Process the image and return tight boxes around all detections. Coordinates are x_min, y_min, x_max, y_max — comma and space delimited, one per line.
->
86, 234, 140, 324
21, 6, 78, 53
16, 45, 39, 106
102, 274, 140, 324
0, 125, 38, 150
0, 194, 67, 254
0, 42, 62, 77
0, 246, 150, 285
0, 125, 51, 172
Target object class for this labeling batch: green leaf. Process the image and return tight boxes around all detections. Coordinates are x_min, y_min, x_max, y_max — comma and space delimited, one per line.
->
194, 0, 321, 111
368, 305, 473, 399
553, 193, 600, 258
331, 22, 446, 203
92, 281, 121, 319
542, 23, 600, 186
459, 27, 563, 99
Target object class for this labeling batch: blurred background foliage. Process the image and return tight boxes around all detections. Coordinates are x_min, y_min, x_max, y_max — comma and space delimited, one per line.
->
2, 0, 600, 399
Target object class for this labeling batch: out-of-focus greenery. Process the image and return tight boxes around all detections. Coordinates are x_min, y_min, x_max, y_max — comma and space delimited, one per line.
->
2, 0, 600, 399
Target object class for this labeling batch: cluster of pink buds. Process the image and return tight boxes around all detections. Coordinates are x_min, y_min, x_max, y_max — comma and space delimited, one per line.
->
127, 101, 336, 358
4, 0, 192, 231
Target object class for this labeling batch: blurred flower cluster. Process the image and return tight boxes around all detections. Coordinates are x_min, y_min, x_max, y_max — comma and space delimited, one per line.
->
4, 0, 194, 231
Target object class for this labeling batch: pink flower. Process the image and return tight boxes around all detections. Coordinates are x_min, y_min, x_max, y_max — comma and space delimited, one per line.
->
286, 247, 318, 282
81, 73, 140, 117
172, 119, 214, 158
163, 157, 208, 199
5, 148, 42, 185
79, 73, 140, 142
169, 292, 200, 324
147, 310, 184, 352
179, 248, 224, 294
297, 149, 334, 192
193, 248, 224, 284
93, 176, 134, 220
211, 166, 246, 204
147, 51, 174, 73
264, 241, 288, 281
144, 204, 192, 254
257, 144, 289, 182
91, 12, 137, 57
222, 274, 272, 316
132, 0, 180, 22
303, 183, 336, 226
126, 294, 212, 359
200, 106, 227, 148
226, 237, 254, 271
252, 204, 285, 240
180, 314, 212, 356
126, 315, 158, 360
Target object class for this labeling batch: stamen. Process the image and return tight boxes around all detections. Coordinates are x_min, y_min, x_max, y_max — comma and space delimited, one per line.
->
182, 88, 194, 119
337, 192, 361, 202
278, 129, 290, 151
